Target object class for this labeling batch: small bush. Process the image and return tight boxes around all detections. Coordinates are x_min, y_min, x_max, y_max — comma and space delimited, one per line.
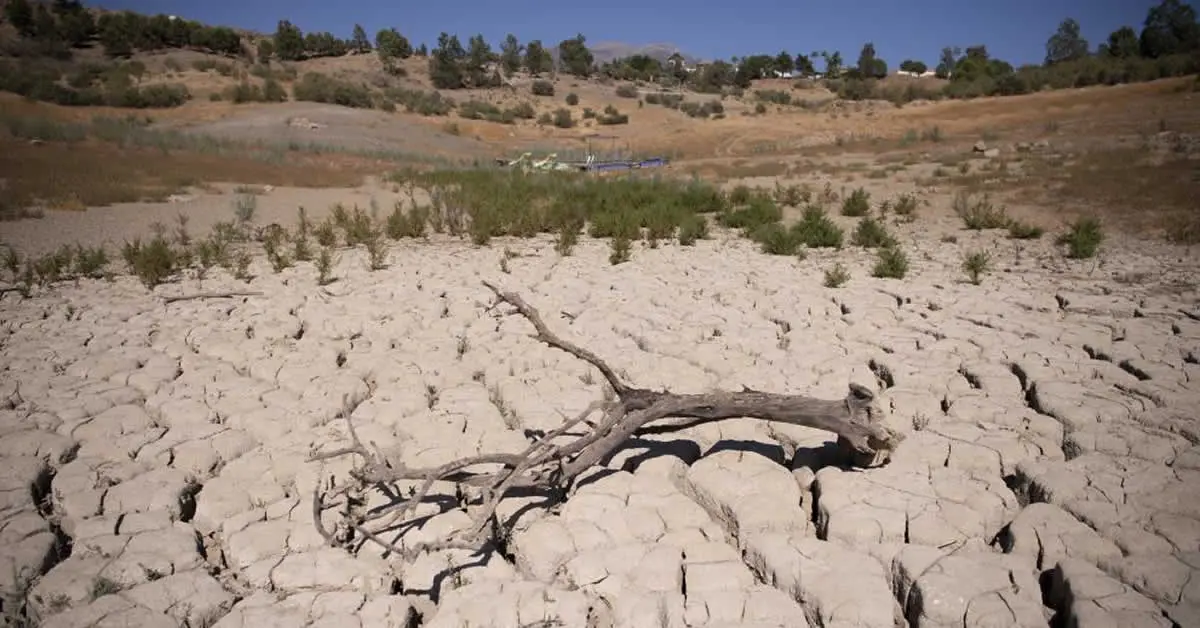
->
1057, 216, 1104, 259
1007, 220, 1044, 239
531, 80, 555, 96
565, 92, 579, 106
852, 217, 897, 248
677, 215, 709, 245
552, 108, 574, 128
793, 206, 844, 249
824, 263, 850, 288
609, 235, 632, 265
953, 191, 1009, 230
841, 187, 871, 217
872, 246, 909, 279
316, 246, 336, 285
597, 104, 629, 125
728, 185, 754, 205
752, 223, 802, 256
755, 89, 791, 105
718, 196, 781, 231
386, 202, 429, 239
364, 232, 388, 270
293, 72, 372, 109
961, 250, 992, 285
893, 193, 918, 220
615, 84, 638, 98
122, 236, 179, 288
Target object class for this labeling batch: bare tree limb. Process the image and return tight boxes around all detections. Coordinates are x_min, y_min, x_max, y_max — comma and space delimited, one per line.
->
310, 281, 904, 560
162, 290, 264, 304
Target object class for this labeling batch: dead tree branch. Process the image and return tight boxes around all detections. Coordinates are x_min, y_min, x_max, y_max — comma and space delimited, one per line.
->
310, 281, 903, 561
162, 290, 264, 304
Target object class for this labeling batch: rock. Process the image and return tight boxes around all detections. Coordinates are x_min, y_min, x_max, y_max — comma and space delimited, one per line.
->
999, 502, 1123, 570
973, 140, 987, 152
1045, 559, 1173, 628
893, 545, 1047, 627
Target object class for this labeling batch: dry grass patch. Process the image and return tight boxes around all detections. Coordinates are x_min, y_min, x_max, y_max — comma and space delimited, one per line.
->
0, 138, 378, 214
998, 145, 1198, 242
695, 159, 791, 180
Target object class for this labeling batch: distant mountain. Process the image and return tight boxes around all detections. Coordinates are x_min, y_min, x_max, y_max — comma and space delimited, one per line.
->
586, 41, 703, 65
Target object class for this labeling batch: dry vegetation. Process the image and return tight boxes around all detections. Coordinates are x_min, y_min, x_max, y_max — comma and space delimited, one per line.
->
1, 1, 1198, 250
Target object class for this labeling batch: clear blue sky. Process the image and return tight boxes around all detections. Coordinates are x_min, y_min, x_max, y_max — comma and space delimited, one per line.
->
96, 0, 1162, 67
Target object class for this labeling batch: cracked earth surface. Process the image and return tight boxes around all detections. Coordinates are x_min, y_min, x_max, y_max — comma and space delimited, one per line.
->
1, 230, 1198, 628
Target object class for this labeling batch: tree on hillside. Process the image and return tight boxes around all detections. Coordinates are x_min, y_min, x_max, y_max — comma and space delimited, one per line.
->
733, 54, 773, 87
32, 3, 60, 41
54, 1, 96, 47
376, 28, 412, 75
524, 39, 552, 75
351, 24, 371, 53
820, 50, 843, 77
557, 34, 593, 77
97, 12, 135, 57
466, 34, 499, 86
1045, 18, 1089, 64
899, 59, 928, 74
948, 45, 1013, 83
1139, 0, 1200, 57
667, 52, 688, 81
689, 60, 734, 92
935, 46, 960, 78
257, 38, 274, 61
856, 42, 887, 78
774, 51, 794, 75
274, 20, 305, 60
429, 32, 467, 89
5, 0, 35, 37
1098, 26, 1139, 58
793, 53, 816, 77
376, 28, 412, 62
500, 34, 522, 75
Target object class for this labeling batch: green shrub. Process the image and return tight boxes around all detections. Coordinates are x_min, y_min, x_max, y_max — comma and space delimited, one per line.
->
1057, 216, 1104, 259
755, 89, 791, 105
565, 93, 579, 106
122, 236, 180, 288
871, 246, 909, 279
677, 214, 709, 245
823, 263, 850, 288
841, 187, 871, 217
609, 235, 632, 265
1007, 220, 1044, 239
386, 203, 429, 239
531, 80, 555, 96
953, 191, 1009, 230
552, 108, 574, 128
961, 250, 992, 285
597, 104, 629, 125
752, 223, 801, 255
718, 196, 781, 231
385, 87, 454, 116
793, 206, 844, 249
293, 72, 373, 109
852, 217, 897, 248
615, 84, 638, 98
893, 193, 918, 219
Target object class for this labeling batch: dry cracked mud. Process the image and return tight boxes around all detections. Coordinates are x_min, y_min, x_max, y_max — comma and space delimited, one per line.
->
1, 229, 1198, 628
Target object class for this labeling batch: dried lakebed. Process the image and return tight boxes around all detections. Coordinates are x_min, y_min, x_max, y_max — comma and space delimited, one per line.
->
1, 233, 1198, 628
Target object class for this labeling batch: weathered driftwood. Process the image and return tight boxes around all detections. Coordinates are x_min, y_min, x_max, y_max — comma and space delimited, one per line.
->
309, 280, 903, 560
162, 290, 264, 304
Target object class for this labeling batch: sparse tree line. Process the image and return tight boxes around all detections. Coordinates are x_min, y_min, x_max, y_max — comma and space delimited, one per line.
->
1, 0, 1197, 109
